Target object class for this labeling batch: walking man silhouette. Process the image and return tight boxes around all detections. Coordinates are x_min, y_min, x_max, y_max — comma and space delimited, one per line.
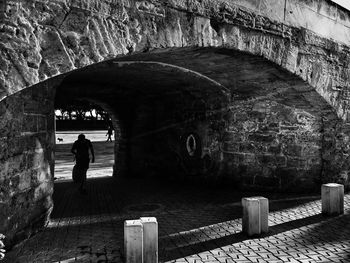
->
106, 126, 113, 142
71, 134, 95, 194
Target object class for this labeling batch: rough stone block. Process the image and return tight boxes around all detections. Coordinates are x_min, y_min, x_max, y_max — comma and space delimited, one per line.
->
249, 133, 275, 143
38, 116, 47, 132
242, 196, 269, 236
124, 220, 143, 263
254, 176, 279, 188
18, 172, 31, 191
140, 217, 158, 263
322, 183, 344, 215
23, 115, 37, 133
24, 101, 39, 114
33, 181, 52, 201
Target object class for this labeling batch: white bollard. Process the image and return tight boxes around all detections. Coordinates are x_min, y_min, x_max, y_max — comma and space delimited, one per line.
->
140, 217, 158, 263
124, 220, 143, 263
322, 183, 344, 215
242, 197, 261, 236
256, 196, 269, 233
242, 197, 269, 236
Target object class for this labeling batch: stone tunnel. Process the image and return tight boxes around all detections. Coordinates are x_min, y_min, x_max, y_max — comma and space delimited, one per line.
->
2, 0, 350, 247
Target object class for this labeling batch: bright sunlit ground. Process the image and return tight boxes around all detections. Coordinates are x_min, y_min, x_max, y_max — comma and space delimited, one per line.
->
55, 130, 114, 181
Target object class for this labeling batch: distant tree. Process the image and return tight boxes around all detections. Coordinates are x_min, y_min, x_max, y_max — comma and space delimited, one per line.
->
55, 100, 110, 122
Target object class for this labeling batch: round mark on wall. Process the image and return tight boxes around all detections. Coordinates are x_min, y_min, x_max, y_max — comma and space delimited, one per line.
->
181, 132, 202, 159
186, 134, 197, 156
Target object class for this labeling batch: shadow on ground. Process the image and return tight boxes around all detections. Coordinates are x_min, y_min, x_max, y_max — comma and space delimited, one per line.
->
7, 175, 349, 262
51, 177, 323, 260
51, 176, 320, 221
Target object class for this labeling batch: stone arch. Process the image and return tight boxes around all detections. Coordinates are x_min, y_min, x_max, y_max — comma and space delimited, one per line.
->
29, 45, 347, 189
1, 0, 350, 122
54, 55, 231, 179
0, 43, 349, 247
2, 0, 350, 250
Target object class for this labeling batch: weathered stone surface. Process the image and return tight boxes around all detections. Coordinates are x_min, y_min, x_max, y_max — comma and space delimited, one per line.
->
1, 0, 350, 122
1, 0, 350, 248
0, 83, 55, 246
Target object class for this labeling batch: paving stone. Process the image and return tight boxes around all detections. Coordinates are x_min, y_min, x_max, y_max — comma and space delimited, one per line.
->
4, 177, 350, 263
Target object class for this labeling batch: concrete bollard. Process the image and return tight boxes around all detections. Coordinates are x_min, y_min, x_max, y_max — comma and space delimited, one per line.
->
140, 217, 158, 263
256, 197, 269, 233
322, 183, 344, 216
242, 196, 269, 236
124, 220, 143, 263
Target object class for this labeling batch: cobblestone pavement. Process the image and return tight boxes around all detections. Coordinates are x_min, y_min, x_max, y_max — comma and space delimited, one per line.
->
4, 176, 350, 263
4, 133, 350, 262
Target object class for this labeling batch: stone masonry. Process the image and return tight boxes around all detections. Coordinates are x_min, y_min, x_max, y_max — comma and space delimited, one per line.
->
0, 82, 55, 246
1, 0, 350, 120
2, 0, 350, 247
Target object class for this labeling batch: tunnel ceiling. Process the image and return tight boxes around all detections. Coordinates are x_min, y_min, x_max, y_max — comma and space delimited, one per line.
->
56, 60, 228, 104
56, 47, 334, 118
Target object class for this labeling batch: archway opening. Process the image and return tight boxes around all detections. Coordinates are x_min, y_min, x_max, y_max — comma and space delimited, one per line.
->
53, 99, 117, 182
49, 54, 231, 224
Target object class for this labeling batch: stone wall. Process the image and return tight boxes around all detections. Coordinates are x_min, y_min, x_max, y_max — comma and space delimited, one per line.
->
0, 82, 55, 246
1, 0, 350, 122
0, 0, 6, 20
128, 93, 227, 181
224, 100, 323, 191
123, 84, 350, 192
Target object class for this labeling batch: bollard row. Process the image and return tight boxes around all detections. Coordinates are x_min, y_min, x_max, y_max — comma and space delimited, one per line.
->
241, 183, 344, 237
124, 217, 158, 263
124, 183, 344, 262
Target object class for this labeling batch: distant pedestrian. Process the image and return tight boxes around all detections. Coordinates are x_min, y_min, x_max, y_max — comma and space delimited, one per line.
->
71, 134, 95, 194
106, 126, 113, 142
